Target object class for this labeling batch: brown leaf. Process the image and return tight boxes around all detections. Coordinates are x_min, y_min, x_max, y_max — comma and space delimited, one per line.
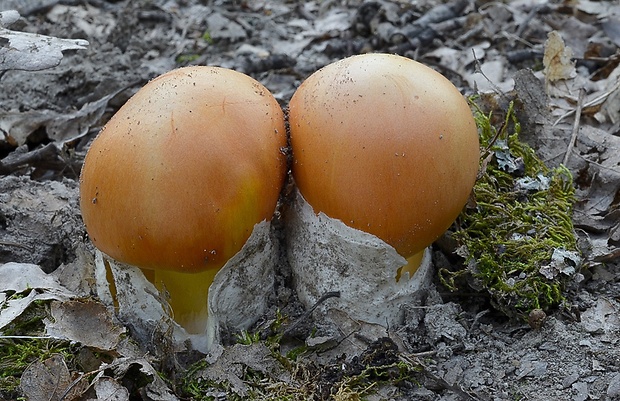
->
20, 354, 88, 401
44, 299, 126, 352
543, 31, 576, 83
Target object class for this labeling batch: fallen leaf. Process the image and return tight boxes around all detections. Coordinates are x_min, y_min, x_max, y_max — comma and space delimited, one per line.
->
20, 354, 89, 401
0, 263, 75, 331
0, 262, 72, 294
576, 126, 620, 216
195, 342, 291, 397
581, 298, 620, 334
0, 10, 19, 27
106, 357, 179, 401
90, 377, 130, 401
543, 31, 576, 83
0, 88, 127, 147
0, 289, 38, 331
0, 19, 88, 72
44, 299, 126, 352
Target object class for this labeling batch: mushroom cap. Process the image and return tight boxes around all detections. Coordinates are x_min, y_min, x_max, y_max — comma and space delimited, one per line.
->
289, 53, 479, 258
80, 66, 287, 273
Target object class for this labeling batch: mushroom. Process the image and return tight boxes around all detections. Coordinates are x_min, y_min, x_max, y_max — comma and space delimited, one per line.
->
288, 53, 479, 279
80, 66, 287, 334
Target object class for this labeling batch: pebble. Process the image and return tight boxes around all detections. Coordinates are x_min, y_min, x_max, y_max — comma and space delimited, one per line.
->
607, 373, 620, 397
516, 361, 547, 379
572, 381, 588, 401
563, 372, 580, 388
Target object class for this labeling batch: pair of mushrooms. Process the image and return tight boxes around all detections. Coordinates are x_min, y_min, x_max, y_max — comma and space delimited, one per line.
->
79, 54, 480, 335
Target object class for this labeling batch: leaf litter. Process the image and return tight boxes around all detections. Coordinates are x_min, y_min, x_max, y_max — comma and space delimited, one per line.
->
1, 0, 620, 400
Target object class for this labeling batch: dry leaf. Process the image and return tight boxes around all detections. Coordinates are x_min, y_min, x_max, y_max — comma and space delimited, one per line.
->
105, 357, 179, 401
0, 263, 75, 331
581, 298, 620, 334
0, 89, 125, 147
543, 31, 576, 83
44, 299, 126, 352
20, 354, 88, 401
90, 377, 130, 401
0, 290, 38, 331
196, 343, 290, 397
0, 17, 88, 72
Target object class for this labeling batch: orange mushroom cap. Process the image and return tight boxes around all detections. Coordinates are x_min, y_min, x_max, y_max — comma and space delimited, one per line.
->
289, 53, 479, 259
80, 66, 287, 274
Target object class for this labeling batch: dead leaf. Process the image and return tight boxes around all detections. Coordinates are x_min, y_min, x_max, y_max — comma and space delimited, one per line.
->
0, 89, 125, 147
105, 357, 179, 401
0, 262, 72, 295
597, 66, 620, 124
20, 354, 89, 401
581, 298, 620, 334
575, 0, 620, 18
0, 263, 75, 331
543, 31, 576, 83
196, 342, 291, 397
47, 4, 116, 39
0, 17, 88, 72
576, 126, 620, 216
52, 246, 98, 298
538, 248, 581, 280
44, 299, 126, 352
0, 289, 38, 331
90, 377, 130, 401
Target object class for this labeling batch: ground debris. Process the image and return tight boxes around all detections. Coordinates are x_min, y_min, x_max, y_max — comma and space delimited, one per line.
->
0, 10, 88, 72
20, 354, 89, 401
2, 0, 620, 400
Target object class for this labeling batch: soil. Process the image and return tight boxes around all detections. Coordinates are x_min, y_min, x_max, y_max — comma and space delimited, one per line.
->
2, 0, 620, 400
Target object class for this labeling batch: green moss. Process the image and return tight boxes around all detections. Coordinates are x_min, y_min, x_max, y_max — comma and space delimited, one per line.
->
236, 329, 262, 345
202, 31, 213, 44
0, 300, 78, 399
442, 100, 580, 318
176, 54, 200, 64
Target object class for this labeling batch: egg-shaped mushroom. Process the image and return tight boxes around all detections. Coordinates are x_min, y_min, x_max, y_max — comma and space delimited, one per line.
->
289, 53, 479, 278
80, 66, 287, 334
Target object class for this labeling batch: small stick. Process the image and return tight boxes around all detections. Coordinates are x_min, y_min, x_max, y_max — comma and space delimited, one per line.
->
553, 79, 620, 126
0, 240, 33, 250
280, 291, 340, 337
562, 89, 585, 166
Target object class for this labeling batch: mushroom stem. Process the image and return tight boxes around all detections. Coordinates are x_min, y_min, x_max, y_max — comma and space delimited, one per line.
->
396, 250, 425, 281
143, 268, 218, 334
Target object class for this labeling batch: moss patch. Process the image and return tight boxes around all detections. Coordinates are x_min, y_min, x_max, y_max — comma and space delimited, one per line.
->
0, 299, 78, 399
441, 100, 580, 318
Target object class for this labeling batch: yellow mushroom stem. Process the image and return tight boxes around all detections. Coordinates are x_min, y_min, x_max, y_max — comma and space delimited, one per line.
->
396, 250, 425, 282
140, 268, 219, 335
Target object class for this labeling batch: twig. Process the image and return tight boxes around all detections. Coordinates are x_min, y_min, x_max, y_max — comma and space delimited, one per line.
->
472, 50, 504, 97
280, 291, 340, 337
553, 79, 620, 126
0, 335, 53, 339
575, 153, 620, 175
480, 119, 507, 160
0, 143, 66, 175
562, 88, 585, 166
514, 4, 544, 38
0, 240, 33, 251
593, 248, 620, 263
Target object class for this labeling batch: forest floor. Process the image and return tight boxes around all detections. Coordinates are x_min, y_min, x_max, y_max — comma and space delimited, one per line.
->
1, 0, 620, 400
